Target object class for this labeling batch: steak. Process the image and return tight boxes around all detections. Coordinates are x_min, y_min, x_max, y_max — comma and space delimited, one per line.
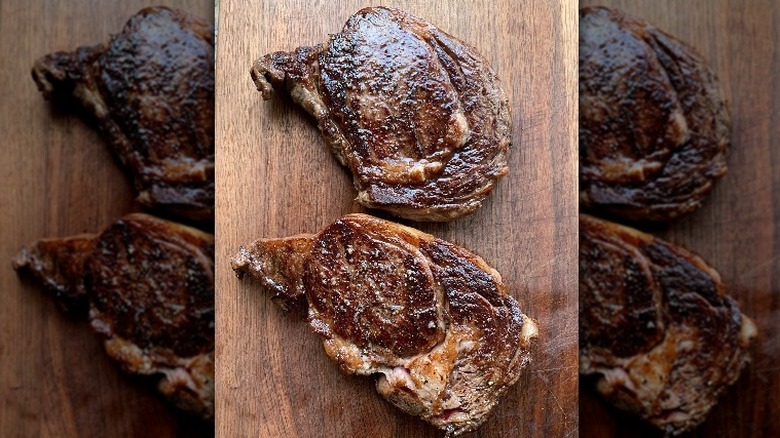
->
579, 214, 755, 435
232, 213, 538, 435
31, 7, 215, 222
13, 214, 215, 421
579, 7, 730, 222
251, 7, 511, 222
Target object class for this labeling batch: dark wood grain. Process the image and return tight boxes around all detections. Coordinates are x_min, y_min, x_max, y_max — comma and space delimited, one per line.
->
0, 1, 214, 436
578, 1, 780, 437
215, 1, 578, 437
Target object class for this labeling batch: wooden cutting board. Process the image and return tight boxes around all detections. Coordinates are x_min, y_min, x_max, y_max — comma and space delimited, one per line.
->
215, 1, 578, 437
0, 1, 214, 436
578, 1, 780, 437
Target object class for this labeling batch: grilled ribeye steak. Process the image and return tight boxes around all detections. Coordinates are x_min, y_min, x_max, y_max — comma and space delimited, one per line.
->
579, 214, 755, 435
13, 214, 215, 421
252, 7, 511, 222
232, 213, 537, 435
579, 7, 730, 222
31, 7, 215, 222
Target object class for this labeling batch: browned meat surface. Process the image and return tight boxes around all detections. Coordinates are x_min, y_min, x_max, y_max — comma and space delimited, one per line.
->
13, 214, 215, 421
579, 7, 730, 222
31, 7, 215, 222
232, 213, 537, 435
579, 214, 755, 435
252, 7, 511, 222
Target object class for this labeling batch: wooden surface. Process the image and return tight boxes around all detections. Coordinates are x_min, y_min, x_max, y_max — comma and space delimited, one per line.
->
216, 1, 578, 437
0, 1, 214, 436
578, 1, 780, 437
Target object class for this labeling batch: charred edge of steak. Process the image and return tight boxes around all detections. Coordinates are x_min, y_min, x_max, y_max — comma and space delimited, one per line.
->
32, 44, 104, 102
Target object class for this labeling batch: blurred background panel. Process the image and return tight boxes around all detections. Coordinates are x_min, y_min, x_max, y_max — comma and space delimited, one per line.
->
0, 1, 213, 436
578, 1, 780, 437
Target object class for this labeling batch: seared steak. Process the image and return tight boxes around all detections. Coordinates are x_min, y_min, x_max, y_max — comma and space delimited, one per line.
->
31, 7, 215, 222
252, 7, 511, 222
13, 214, 215, 421
579, 7, 730, 222
232, 213, 537, 435
579, 214, 755, 435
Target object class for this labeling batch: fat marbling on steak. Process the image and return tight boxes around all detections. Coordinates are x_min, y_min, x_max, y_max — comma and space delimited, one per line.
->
579, 7, 730, 222
252, 7, 511, 222
13, 214, 215, 420
579, 214, 755, 435
232, 213, 538, 435
31, 7, 215, 222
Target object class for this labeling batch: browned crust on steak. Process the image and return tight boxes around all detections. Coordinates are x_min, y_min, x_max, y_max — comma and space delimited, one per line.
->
232, 213, 537, 435
579, 7, 730, 222
31, 7, 215, 222
579, 214, 755, 435
251, 7, 511, 222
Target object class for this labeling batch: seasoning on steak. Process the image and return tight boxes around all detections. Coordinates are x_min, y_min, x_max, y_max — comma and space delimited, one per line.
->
13, 214, 215, 421
579, 7, 730, 222
31, 7, 215, 222
251, 7, 511, 222
579, 214, 755, 435
232, 213, 538, 435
